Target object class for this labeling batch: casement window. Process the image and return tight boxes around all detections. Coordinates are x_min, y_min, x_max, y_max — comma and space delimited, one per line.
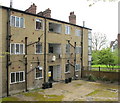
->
88, 30, 92, 39
88, 46, 92, 54
36, 19, 43, 30
65, 64, 70, 73
75, 64, 80, 71
35, 66, 43, 79
65, 25, 70, 34
88, 39, 92, 46
75, 29, 81, 36
10, 43, 24, 54
35, 43, 42, 54
10, 71, 25, 84
10, 16, 25, 28
66, 44, 70, 53
75, 47, 81, 54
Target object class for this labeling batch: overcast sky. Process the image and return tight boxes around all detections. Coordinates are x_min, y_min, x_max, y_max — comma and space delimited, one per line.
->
0, 0, 118, 43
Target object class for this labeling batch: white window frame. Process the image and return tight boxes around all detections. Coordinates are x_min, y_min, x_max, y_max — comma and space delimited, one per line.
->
10, 15, 25, 28
75, 64, 80, 71
75, 46, 81, 54
10, 71, 25, 84
10, 43, 25, 55
35, 43, 42, 54
35, 18, 43, 30
65, 25, 70, 35
35, 66, 43, 79
65, 63, 70, 73
75, 29, 81, 36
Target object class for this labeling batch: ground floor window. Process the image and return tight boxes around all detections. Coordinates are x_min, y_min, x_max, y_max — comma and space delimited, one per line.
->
10, 71, 24, 84
65, 64, 70, 73
35, 66, 43, 79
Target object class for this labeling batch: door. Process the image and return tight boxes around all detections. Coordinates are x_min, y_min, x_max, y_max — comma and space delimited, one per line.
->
48, 66, 53, 82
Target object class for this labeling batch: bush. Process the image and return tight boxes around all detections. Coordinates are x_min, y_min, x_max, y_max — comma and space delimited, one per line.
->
87, 74, 97, 82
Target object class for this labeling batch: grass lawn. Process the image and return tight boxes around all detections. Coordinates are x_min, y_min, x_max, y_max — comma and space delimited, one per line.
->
92, 65, 120, 69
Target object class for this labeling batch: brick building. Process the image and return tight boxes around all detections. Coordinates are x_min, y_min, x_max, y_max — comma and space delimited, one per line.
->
0, 3, 92, 97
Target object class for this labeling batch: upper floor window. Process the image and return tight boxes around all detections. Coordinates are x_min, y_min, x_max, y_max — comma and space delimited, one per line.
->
65, 25, 70, 34
10, 43, 24, 54
75, 46, 81, 54
36, 19, 43, 30
10, 16, 25, 28
88, 30, 92, 39
66, 44, 70, 54
75, 64, 80, 71
75, 29, 81, 36
10, 71, 25, 84
49, 22, 62, 34
35, 43, 42, 54
35, 66, 43, 79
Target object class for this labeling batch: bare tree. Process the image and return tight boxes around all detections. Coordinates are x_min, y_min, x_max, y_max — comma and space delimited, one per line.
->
92, 32, 107, 51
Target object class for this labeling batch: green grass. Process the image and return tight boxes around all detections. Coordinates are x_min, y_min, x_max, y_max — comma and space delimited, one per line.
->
23, 91, 64, 101
1, 97, 20, 101
92, 65, 120, 69
91, 68, 119, 72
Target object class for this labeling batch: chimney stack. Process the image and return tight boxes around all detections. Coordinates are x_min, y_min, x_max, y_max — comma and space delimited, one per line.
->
25, 3, 37, 14
38, 8, 51, 18
69, 12, 76, 24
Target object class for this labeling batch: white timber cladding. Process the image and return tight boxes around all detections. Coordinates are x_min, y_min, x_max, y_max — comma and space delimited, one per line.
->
10, 15, 25, 28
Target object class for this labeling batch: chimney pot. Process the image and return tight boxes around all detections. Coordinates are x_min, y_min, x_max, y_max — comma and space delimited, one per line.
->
69, 11, 76, 24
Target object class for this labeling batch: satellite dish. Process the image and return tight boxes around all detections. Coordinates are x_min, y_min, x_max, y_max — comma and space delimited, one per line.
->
52, 55, 56, 62
38, 66, 42, 70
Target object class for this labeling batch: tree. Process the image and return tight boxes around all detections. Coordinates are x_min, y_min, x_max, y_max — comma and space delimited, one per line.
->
98, 48, 114, 69
112, 48, 118, 65
92, 32, 107, 51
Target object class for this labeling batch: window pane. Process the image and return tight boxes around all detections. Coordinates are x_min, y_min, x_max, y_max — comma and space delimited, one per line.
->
36, 43, 42, 53
65, 64, 69, 72
36, 19, 42, 30
16, 72, 19, 82
20, 72, 24, 81
76, 30, 81, 36
11, 73, 15, 83
11, 16, 15, 26
36, 67, 42, 78
16, 44, 19, 54
20, 44, 23, 54
20, 18, 24, 28
66, 44, 70, 53
16, 17, 19, 27
11, 44, 15, 54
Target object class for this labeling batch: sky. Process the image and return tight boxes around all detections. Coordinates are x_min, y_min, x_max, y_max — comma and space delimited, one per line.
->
0, 0, 118, 43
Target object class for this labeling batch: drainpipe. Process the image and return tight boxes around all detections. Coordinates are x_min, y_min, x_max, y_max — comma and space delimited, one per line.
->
25, 37, 28, 92
6, 8, 11, 97
81, 21, 84, 78
74, 42, 76, 79
44, 18, 47, 83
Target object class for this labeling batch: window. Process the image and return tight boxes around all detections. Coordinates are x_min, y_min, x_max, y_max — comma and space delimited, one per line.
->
75, 29, 81, 36
10, 71, 24, 84
88, 55, 92, 61
35, 66, 43, 79
10, 43, 24, 54
88, 30, 92, 39
10, 16, 25, 28
65, 64, 70, 73
36, 19, 42, 30
88, 39, 92, 46
88, 47, 92, 54
65, 25, 70, 34
49, 22, 62, 34
36, 43, 42, 54
75, 47, 81, 54
75, 64, 80, 71
66, 44, 70, 53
